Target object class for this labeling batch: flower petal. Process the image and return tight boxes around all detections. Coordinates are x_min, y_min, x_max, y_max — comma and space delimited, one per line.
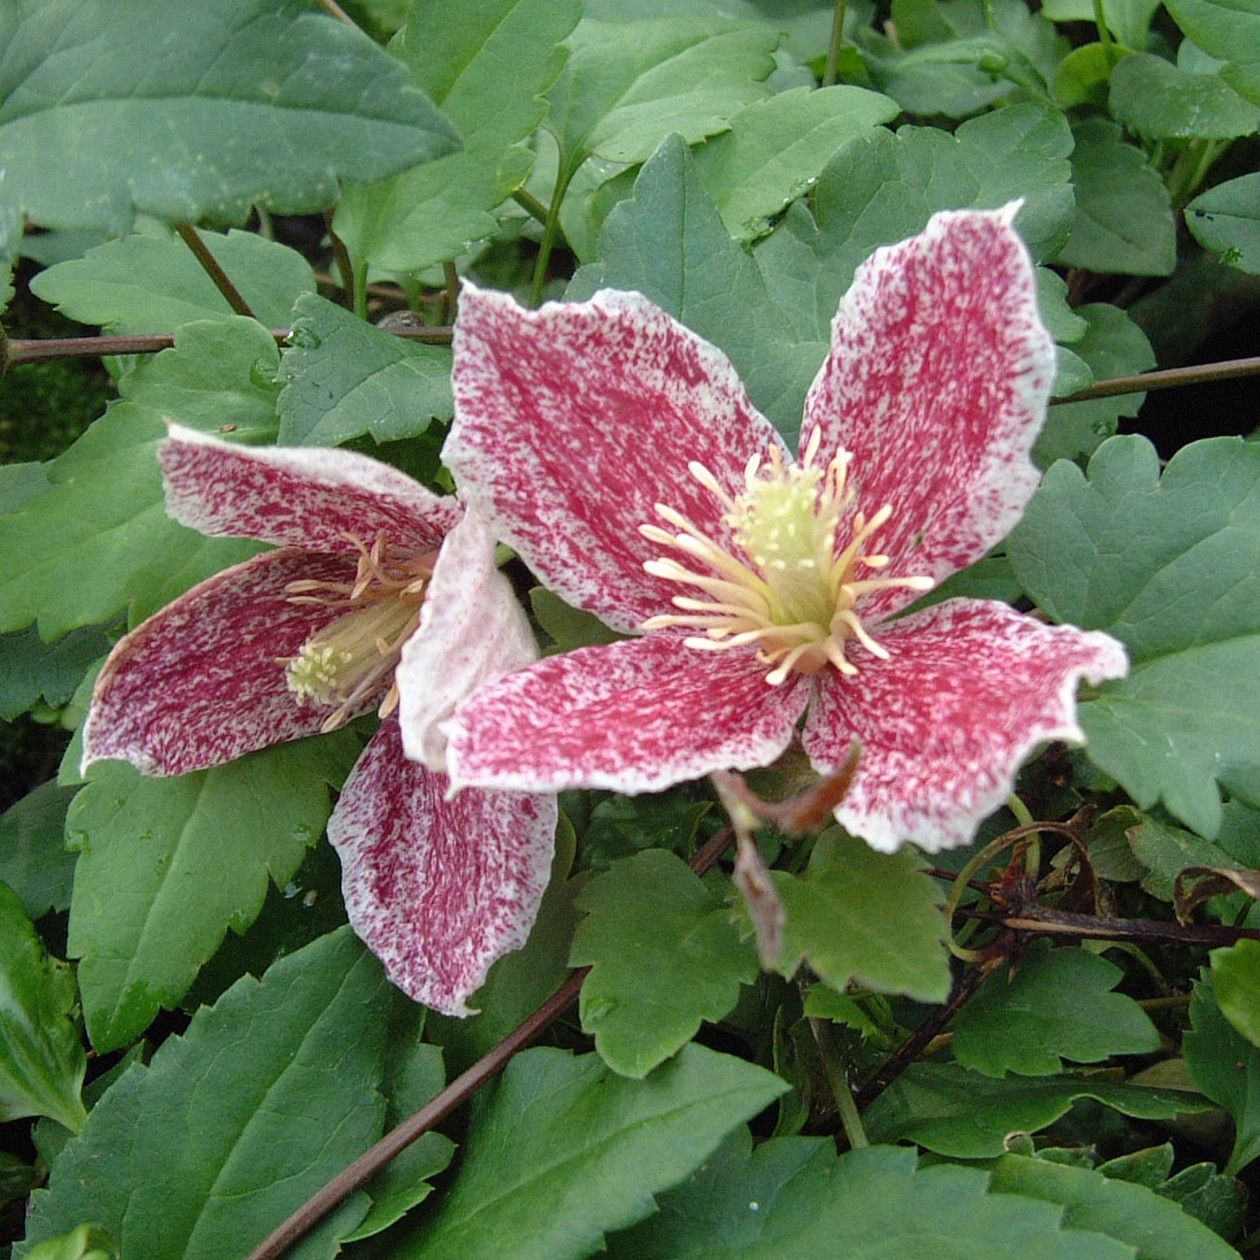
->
447, 283, 787, 632
160, 425, 461, 555
446, 633, 809, 794
801, 598, 1127, 853
83, 549, 364, 776
328, 717, 557, 1016
397, 507, 539, 771
802, 208, 1055, 620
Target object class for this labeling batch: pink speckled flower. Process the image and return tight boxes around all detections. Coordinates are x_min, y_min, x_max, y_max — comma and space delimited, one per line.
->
443, 208, 1128, 853
83, 427, 555, 1015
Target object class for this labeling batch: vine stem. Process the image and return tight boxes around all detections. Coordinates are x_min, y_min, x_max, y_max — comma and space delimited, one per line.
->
323, 212, 357, 314
1051, 354, 1260, 402
174, 225, 256, 320
242, 826, 736, 1260
808, 1016, 868, 1149
822, 0, 848, 86
528, 171, 572, 308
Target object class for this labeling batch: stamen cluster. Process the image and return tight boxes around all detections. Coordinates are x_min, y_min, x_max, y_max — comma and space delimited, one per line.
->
640, 429, 932, 684
283, 533, 437, 730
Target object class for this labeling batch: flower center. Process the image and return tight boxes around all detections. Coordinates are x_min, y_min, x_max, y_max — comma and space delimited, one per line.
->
639, 429, 932, 685
281, 534, 438, 731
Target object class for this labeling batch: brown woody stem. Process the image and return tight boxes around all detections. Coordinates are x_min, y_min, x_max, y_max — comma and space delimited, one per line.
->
175, 224, 257, 319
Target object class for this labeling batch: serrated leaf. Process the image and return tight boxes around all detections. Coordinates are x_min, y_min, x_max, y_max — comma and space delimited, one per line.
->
755, 103, 1075, 341
772, 829, 950, 1003
29, 230, 316, 334
569, 134, 823, 441
1008, 435, 1260, 838
690, 85, 898, 240
570, 849, 757, 1078
1211, 939, 1260, 1048
1185, 974, 1260, 1172
580, 791, 713, 871
951, 940, 1159, 1077
1110, 53, 1260, 139
988, 1153, 1240, 1260
1041, 0, 1160, 51
277, 294, 452, 446
0, 780, 78, 920
1164, 0, 1260, 105
0, 319, 278, 639
1126, 817, 1241, 900
1187, 174, 1260, 273
864, 1062, 1211, 1157
334, 0, 582, 273
392, 1044, 787, 1260
20, 928, 390, 1259
0, 623, 113, 720
0, 884, 86, 1132
1037, 304, 1154, 465
0, 0, 458, 247
67, 734, 357, 1052
1158, 1162, 1247, 1239
343, 1004, 454, 1242
1054, 43, 1128, 111
1058, 120, 1176, 276
608, 1131, 1133, 1259
545, 17, 777, 181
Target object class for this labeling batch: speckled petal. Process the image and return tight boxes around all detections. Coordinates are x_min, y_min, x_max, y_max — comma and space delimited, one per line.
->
82, 549, 365, 776
802, 209, 1055, 621
328, 717, 557, 1016
801, 598, 1128, 853
160, 425, 461, 555
447, 283, 788, 633
397, 507, 538, 771
445, 633, 809, 795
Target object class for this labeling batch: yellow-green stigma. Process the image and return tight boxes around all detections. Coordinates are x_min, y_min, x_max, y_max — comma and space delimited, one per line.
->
282, 534, 436, 731
640, 429, 933, 685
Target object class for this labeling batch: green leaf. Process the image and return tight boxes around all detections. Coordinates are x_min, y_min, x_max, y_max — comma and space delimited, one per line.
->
1007, 435, 1260, 838
277, 294, 452, 446
580, 790, 713, 871
333, 0, 582, 273
21, 928, 390, 1259
1054, 44, 1129, 111
0, 623, 113, 720
1185, 974, 1260, 1172
755, 103, 1076, 341
1057, 120, 1176, 276
772, 829, 950, 1003
392, 1044, 787, 1260
1126, 817, 1241, 901
1158, 1162, 1248, 1240
0, 318, 279, 639
29, 230, 316, 334
0, 883, 87, 1132
987, 1153, 1241, 1260
570, 849, 756, 1078
690, 85, 898, 240
0, 0, 458, 247
342, 1004, 455, 1242
66, 734, 357, 1052
530, 587, 625, 654
951, 940, 1159, 1077
569, 134, 824, 441
1110, 53, 1260, 139
545, 17, 777, 180
864, 1062, 1211, 1157
23, 1226, 119, 1260
1036, 304, 1155, 466
1164, 0, 1260, 104
1042, 0, 1160, 52
607, 1132, 1133, 1259
1211, 939, 1260, 1048
1187, 175, 1260, 273
0, 780, 78, 920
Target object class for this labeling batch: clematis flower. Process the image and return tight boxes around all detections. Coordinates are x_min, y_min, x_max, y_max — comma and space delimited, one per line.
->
442, 207, 1128, 853
82, 427, 556, 1014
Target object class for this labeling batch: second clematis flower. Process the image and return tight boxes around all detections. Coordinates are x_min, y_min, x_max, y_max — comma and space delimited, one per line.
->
443, 207, 1128, 853
82, 427, 556, 1015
